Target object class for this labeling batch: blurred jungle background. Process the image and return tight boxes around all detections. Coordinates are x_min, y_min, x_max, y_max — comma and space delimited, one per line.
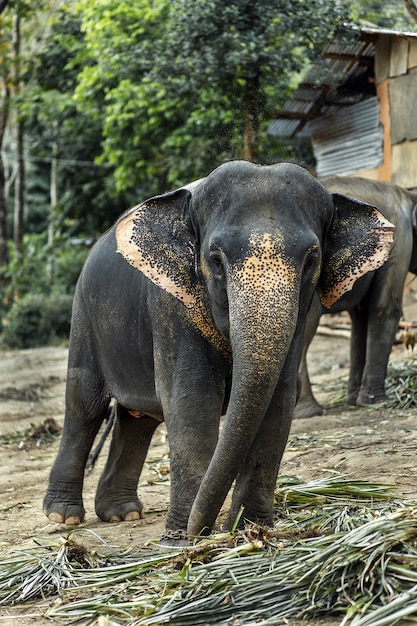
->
0, 0, 416, 348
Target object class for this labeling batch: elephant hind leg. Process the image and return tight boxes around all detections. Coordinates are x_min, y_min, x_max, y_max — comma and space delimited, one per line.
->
95, 405, 161, 522
294, 349, 324, 418
43, 369, 110, 525
295, 294, 324, 419
357, 301, 402, 406
347, 307, 368, 405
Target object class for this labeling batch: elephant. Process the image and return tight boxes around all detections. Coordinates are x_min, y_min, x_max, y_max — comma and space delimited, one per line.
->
295, 176, 417, 419
43, 161, 394, 542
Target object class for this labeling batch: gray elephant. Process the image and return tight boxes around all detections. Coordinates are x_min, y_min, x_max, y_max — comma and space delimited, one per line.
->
295, 176, 417, 419
43, 161, 393, 541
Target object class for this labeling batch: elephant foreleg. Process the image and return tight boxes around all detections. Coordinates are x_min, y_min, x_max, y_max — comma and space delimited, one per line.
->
228, 352, 298, 528
163, 400, 223, 534
157, 351, 226, 541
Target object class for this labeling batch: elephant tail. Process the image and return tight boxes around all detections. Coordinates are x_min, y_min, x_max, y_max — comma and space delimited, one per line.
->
86, 404, 116, 471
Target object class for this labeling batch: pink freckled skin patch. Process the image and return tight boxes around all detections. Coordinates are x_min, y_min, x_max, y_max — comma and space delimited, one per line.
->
116, 207, 196, 308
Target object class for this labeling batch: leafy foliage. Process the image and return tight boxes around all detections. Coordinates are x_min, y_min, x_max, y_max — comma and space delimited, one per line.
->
349, 0, 417, 28
2, 292, 73, 348
0, 233, 88, 348
74, 0, 343, 190
1, 0, 416, 346
24, 7, 132, 236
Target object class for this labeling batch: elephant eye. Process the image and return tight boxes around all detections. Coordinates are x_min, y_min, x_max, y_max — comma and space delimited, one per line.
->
305, 255, 315, 271
303, 249, 320, 281
209, 251, 224, 279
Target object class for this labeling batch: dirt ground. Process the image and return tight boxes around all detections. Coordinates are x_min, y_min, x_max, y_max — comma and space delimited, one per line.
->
1, 315, 417, 625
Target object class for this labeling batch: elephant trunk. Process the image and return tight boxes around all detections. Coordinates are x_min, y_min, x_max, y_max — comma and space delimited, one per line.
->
187, 235, 300, 537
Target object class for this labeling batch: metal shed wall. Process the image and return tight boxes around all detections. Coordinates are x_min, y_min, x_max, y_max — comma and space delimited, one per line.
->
389, 67, 417, 143
309, 98, 383, 177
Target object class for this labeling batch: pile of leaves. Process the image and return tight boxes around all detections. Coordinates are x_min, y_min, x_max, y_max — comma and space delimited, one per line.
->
314, 357, 417, 411
386, 358, 417, 409
0, 417, 62, 448
2, 475, 417, 625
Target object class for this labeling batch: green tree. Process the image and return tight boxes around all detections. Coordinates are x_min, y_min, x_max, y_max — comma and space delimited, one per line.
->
404, 0, 417, 22
11, 3, 137, 244
0, 0, 53, 267
74, 0, 343, 194
74, 0, 174, 196
1, 3, 129, 339
158, 0, 343, 162
349, 0, 417, 28
0, 2, 12, 266
25, 6, 128, 238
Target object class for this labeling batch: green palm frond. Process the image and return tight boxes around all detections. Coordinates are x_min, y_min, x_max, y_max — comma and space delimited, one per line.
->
2, 476, 417, 626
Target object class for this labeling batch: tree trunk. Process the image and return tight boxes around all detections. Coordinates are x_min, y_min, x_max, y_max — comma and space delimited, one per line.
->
243, 75, 260, 162
404, 0, 417, 22
0, 83, 10, 266
13, 118, 24, 261
47, 132, 58, 288
12, 13, 24, 263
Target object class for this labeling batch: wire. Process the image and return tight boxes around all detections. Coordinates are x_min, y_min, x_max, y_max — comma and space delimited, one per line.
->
0, 150, 110, 167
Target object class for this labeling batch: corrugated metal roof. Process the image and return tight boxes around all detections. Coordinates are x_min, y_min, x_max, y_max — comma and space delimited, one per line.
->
267, 25, 417, 139
356, 25, 417, 38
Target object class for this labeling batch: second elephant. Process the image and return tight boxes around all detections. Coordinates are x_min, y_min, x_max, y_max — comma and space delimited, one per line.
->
295, 176, 417, 419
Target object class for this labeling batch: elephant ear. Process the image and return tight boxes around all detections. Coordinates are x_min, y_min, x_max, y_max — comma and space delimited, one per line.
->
115, 187, 198, 307
317, 193, 395, 309
115, 183, 231, 358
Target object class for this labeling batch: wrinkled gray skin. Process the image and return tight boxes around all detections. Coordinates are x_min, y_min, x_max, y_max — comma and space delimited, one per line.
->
295, 176, 417, 419
43, 162, 393, 542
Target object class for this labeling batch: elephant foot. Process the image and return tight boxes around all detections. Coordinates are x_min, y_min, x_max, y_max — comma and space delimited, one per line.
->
95, 497, 144, 522
43, 485, 85, 525
357, 389, 388, 406
95, 476, 145, 522
293, 399, 324, 419
227, 500, 273, 531
346, 389, 359, 406
159, 529, 190, 548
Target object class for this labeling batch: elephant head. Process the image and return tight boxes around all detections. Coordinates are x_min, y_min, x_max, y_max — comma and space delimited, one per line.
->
115, 161, 394, 537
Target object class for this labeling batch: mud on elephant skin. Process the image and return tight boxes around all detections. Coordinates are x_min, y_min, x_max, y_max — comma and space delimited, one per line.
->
295, 176, 417, 419
43, 161, 394, 543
